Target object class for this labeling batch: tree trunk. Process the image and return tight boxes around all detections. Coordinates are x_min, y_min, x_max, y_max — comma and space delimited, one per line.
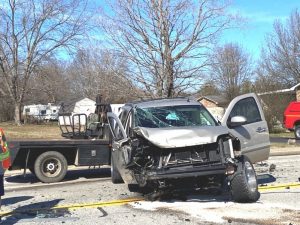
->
166, 60, 174, 97
14, 103, 22, 126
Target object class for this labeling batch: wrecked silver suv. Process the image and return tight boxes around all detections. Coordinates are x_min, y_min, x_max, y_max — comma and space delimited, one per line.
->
107, 93, 270, 203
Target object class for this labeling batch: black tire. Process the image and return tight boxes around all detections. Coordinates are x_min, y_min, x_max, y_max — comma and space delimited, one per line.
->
34, 151, 68, 183
111, 152, 123, 184
294, 125, 300, 139
230, 155, 260, 203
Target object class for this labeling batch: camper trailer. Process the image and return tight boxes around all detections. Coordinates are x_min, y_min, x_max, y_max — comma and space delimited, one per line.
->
23, 103, 60, 121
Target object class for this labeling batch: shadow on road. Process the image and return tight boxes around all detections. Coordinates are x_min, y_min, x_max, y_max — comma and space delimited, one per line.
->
5, 168, 111, 184
1, 199, 68, 225
257, 174, 276, 184
2, 196, 34, 207
270, 136, 300, 144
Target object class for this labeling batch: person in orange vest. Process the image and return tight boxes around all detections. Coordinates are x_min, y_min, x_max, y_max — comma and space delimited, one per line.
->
0, 128, 11, 213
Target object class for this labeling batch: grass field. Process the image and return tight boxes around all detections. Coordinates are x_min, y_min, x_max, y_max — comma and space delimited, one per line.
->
0, 122, 63, 140
0, 121, 295, 143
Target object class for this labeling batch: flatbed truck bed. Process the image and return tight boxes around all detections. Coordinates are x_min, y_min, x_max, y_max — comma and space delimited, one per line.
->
8, 138, 111, 183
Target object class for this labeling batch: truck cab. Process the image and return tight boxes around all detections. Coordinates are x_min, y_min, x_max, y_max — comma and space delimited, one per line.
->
283, 101, 300, 139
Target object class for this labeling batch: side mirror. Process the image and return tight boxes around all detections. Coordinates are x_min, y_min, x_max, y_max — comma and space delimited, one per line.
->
228, 116, 247, 128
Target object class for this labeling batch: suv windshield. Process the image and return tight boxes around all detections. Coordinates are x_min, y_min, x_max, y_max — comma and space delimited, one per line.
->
134, 105, 217, 128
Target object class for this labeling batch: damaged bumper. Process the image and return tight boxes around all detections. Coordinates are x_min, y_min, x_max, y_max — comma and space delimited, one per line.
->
126, 137, 239, 186
145, 163, 227, 180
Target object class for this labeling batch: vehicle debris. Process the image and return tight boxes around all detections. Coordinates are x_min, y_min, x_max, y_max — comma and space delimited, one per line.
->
97, 207, 108, 217
269, 163, 276, 172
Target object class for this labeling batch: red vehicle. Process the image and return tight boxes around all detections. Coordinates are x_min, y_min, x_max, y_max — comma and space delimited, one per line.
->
283, 101, 300, 139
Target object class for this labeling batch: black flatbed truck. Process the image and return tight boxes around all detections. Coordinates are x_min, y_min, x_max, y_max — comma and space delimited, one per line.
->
8, 99, 113, 183
8, 139, 110, 183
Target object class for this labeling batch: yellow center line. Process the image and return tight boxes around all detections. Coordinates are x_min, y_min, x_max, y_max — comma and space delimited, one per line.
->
54, 197, 144, 210
258, 182, 300, 192
0, 197, 144, 217
1, 182, 299, 216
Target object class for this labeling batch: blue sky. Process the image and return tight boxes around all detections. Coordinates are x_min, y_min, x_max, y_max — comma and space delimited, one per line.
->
92, 0, 299, 61
223, 0, 299, 60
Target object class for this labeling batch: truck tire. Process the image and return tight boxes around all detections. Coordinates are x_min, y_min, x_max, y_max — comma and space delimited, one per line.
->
111, 152, 123, 184
230, 155, 260, 203
294, 125, 300, 139
34, 151, 68, 183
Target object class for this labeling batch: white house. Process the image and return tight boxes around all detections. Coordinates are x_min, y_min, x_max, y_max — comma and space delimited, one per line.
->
72, 98, 97, 116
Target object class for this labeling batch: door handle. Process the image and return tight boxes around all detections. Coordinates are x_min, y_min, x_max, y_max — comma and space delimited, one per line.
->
256, 127, 266, 133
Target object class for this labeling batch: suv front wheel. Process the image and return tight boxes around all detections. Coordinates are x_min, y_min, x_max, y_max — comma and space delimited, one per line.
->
230, 155, 260, 203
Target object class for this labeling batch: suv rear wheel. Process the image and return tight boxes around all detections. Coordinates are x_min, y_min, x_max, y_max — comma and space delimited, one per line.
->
230, 155, 260, 203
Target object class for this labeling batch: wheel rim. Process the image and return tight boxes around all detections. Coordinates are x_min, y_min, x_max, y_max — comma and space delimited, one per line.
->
244, 161, 257, 192
41, 157, 62, 177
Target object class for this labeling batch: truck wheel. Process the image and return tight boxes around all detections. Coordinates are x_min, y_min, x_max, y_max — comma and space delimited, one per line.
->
34, 151, 68, 183
230, 155, 260, 203
111, 152, 123, 184
294, 125, 300, 139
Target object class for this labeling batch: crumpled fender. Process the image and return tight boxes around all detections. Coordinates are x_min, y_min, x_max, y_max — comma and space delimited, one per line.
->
134, 126, 229, 148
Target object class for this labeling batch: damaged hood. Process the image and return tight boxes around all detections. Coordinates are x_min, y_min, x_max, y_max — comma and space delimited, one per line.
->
134, 126, 229, 148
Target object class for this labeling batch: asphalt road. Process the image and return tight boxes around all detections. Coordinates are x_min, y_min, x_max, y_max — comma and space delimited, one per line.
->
1, 155, 300, 225
270, 136, 300, 144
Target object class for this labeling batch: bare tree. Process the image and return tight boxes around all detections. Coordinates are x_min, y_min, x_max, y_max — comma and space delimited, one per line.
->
254, 69, 294, 132
68, 48, 137, 103
261, 9, 300, 86
101, 0, 233, 98
198, 81, 220, 96
208, 43, 252, 101
27, 58, 72, 104
254, 67, 286, 93
0, 0, 89, 124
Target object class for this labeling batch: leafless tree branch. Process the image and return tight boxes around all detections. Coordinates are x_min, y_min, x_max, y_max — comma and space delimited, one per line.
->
101, 0, 233, 98
0, 0, 90, 124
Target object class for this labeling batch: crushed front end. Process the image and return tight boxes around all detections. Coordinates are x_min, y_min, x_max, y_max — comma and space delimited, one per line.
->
119, 127, 241, 191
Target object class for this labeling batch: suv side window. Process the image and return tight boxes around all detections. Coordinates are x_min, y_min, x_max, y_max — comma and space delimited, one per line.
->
228, 97, 261, 124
